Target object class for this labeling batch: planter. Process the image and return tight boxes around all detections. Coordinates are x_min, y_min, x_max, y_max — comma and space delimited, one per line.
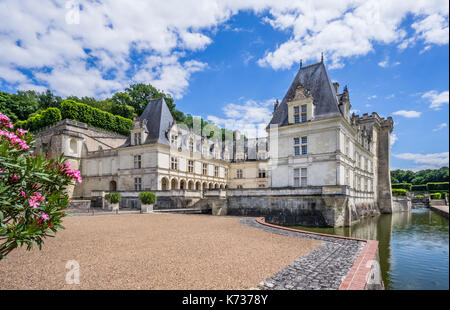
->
108, 202, 119, 211
141, 204, 154, 213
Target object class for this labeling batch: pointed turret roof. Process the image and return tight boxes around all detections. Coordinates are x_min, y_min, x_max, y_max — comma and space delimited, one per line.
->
123, 97, 174, 147
268, 61, 342, 128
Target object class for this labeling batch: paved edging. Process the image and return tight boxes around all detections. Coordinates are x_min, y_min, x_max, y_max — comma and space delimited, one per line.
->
429, 205, 449, 219
253, 217, 381, 290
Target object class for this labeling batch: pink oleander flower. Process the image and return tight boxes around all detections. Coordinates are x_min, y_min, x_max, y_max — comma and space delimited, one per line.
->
40, 213, 49, 221
34, 192, 45, 201
28, 197, 40, 208
17, 128, 28, 136
12, 174, 19, 181
21, 191, 27, 197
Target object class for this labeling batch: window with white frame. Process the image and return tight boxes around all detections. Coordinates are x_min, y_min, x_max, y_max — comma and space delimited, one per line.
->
171, 157, 178, 170
202, 163, 208, 175
237, 185, 243, 189
134, 177, 142, 191
171, 134, 178, 146
236, 169, 243, 179
301, 105, 307, 122
214, 166, 219, 177
294, 137, 300, 156
224, 168, 228, 179
134, 155, 141, 169
294, 106, 300, 124
258, 169, 266, 178
301, 136, 308, 155
294, 168, 300, 187
188, 160, 194, 173
301, 168, 307, 187
189, 138, 194, 152
134, 132, 142, 145
345, 168, 350, 186
345, 136, 349, 156
258, 184, 266, 188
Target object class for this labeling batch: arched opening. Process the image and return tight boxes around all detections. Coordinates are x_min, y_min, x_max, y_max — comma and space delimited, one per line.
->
188, 180, 194, 190
180, 179, 186, 190
109, 180, 117, 192
202, 182, 208, 191
220, 184, 225, 189
69, 138, 78, 154
171, 178, 178, 190
161, 178, 169, 191
195, 181, 201, 191
209, 183, 213, 190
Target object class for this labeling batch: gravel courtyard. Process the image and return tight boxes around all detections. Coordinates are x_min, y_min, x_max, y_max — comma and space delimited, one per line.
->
0, 213, 321, 290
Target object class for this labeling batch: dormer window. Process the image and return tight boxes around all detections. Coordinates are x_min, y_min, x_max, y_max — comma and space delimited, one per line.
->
189, 138, 194, 152
287, 84, 314, 125
134, 132, 142, 145
301, 105, 307, 122
294, 106, 300, 124
171, 135, 178, 146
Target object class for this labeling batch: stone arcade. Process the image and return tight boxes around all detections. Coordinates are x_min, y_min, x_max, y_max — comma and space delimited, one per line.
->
33, 60, 394, 227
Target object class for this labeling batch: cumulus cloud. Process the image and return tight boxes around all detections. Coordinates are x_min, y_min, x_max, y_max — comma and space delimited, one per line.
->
392, 110, 422, 118
422, 90, 449, 110
0, 0, 448, 98
393, 152, 449, 169
207, 99, 275, 138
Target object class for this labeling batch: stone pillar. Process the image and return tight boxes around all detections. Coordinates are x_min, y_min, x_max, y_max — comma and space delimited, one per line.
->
377, 118, 394, 213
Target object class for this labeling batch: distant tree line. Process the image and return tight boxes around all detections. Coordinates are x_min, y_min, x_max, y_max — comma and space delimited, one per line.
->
391, 167, 449, 185
0, 84, 237, 140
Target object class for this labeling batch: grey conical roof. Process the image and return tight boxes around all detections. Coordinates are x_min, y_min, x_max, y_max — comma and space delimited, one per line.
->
268, 61, 342, 128
123, 97, 174, 147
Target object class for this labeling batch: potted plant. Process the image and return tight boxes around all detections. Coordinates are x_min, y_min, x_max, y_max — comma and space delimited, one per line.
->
139, 192, 156, 213
105, 193, 122, 211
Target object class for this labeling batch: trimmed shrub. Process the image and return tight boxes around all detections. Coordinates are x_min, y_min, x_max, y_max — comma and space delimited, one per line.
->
427, 182, 449, 191
139, 192, 157, 205
411, 184, 427, 192
60, 100, 132, 136
392, 189, 407, 196
415, 195, 424, 198
392, 183, 412, 191
105, 193, 122, 204
430, 193, 442, 200
15, 108, 62, 132
111, 104, 135, 119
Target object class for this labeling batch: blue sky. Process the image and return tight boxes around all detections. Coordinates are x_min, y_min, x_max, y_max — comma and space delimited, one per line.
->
0, 1, 448, 170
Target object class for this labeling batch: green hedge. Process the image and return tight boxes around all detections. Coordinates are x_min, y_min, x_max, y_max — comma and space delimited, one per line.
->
139, 192, 157, 205
430, 193, 442, 200
392, 183, 412, 191
427, 182, 449, 191
60, 100, 132, 136
15, 108, 62, 132
105, 193, 122, 204
392, 189, 407, 196
411, 184, 427, 192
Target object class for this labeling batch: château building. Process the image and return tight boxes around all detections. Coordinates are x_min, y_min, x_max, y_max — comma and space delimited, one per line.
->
34, 60, 394, 227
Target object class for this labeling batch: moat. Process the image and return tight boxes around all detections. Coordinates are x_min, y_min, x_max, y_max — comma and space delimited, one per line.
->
288, 208, 449, 290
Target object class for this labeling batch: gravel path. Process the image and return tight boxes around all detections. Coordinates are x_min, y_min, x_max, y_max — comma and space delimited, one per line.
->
0, 214, 320, 290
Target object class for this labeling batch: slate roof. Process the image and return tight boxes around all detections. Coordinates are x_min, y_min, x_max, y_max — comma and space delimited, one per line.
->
268, 61, 342, 128
123, 97, 174, 147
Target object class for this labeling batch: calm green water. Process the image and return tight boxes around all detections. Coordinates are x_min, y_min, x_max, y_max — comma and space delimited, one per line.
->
288, 209, 449, 290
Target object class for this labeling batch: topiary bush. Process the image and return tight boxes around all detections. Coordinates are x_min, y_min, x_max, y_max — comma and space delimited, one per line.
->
411, 184, 427, 192
392, 189, 407, 196
15, 108, 62, 132
430, 193, 442, 200
60, 100, 132, 135
105, 193, 122, 204
1, 111, 81, 259
427, 182, 449, 191
392, 183, 412, 191
139, 192, 157, 205
415, 195, 424, 198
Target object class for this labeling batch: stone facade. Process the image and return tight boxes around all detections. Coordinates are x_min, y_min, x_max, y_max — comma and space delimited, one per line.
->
33, 61, 394, 227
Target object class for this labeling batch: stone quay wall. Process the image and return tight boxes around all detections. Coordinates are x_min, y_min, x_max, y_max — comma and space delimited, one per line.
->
392, 196, 411, 212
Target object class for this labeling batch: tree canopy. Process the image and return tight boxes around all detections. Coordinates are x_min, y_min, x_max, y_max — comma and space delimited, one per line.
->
391, 167, 449, 185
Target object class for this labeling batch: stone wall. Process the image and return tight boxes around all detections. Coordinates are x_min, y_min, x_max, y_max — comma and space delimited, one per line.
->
392, 196, 411, 212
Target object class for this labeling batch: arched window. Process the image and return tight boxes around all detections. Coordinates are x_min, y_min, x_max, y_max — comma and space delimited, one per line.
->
69, 138, 78, 154
109, 181, 117, 192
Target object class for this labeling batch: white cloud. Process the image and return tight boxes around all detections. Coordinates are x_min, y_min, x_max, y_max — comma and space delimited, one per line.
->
390, 133, 398, 147
393, 152, 449, 169
392, 110, 422, 118
378, 56, 400, 68
386, 94, 395, 99
433, 122, 448, 132
0, 0, 448, 98
207, 99, 275, 138
422, 90, 449, 110
368, 95, 377, 100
